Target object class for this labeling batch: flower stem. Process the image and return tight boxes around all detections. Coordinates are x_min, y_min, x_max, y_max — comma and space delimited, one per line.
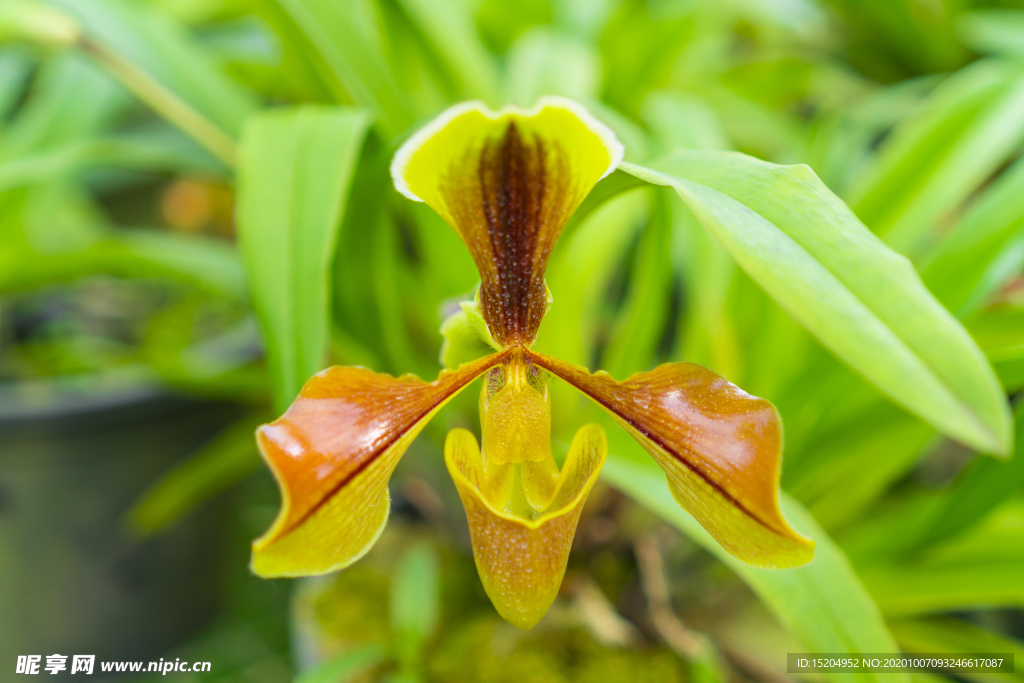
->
633, 534, 707, 658
78, 36, 237, 167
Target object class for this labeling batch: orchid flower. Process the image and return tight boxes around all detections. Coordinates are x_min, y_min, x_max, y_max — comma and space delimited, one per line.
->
250, 97, 814, 629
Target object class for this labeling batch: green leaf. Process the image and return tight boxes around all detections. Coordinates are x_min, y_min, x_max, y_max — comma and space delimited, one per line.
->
118, 230, 245, 299
390, 542, 440, 640
46, 0, 257, 136
620, 151, 1013, 456
602, 452, 909, 683
125, 413, 265, 536
538, 189, 646, 432
968, 303, 1024, 391
369, 197, 423, 376
908, 404, 1024, 550
293, 644, 386, 683
888, 617, 1024, 683
270, 0, 411, 136
669, 196, 739, 380
966, 302, 1024, 352
600, 191, 672, 378
990, 346, 1024, 393
919, 154, 1024, 317
390, 542, 439, 677
505, 27, 601, 105
641, 90, 730, 154
394, 0, 498, 104
0, 50, 33, 120
845, 60, 1024, 256
788, 406, 934, 529
805, 77, 936, 194
561, 168, 646, 241
0, 185, 244, 298
3, 53, 125, 155
0, 134, 220, 192
957, 10, 1024, 59
237, 105, 370, 412
0, 0, 79, 47
865, 559, 1024, 617
858, 499, 1024, 616
542, 189, 646, 367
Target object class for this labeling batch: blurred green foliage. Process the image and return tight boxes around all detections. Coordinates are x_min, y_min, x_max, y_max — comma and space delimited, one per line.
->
2, 0, 1024, 681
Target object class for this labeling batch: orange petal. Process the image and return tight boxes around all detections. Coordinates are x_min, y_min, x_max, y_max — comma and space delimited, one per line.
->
251, 350, 509, 577
529, 350, 814, 568
391, 97, 623, 345
445, 424, 607, 629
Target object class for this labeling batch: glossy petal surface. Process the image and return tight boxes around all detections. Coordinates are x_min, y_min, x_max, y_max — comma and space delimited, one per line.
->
445, 423, 607, 629
391, 97, 623, 345
530, 350, 814, 568
251, 350, 509, 577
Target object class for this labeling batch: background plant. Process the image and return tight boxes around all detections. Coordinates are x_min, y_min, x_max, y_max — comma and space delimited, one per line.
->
2, 0, 1024, 681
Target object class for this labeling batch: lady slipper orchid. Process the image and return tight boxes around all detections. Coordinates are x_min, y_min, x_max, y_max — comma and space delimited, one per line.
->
250, 97, 814, 629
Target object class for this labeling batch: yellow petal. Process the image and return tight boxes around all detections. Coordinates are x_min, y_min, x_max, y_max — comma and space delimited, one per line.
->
391, 97, 623, 346
529, 350, 814, 569
479, 350, 552, 467
445, 423, 607, 629
251, 350, 509, 577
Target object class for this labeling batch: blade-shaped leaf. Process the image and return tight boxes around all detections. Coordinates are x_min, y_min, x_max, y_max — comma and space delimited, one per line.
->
907, 403, 1024, 550
600, 191, 672, 379
270, 0, 411, 136
47, 0, 257, 162
0, 134, 221, 191
957, 10, 1024, 60
237, 105, 370, 411
845, 60, 1024, 257
602, 453, 909, 683
126, 413, 265, 536
788, 406, 933, 529
395, 0, 498, 104
505, 28, 601, 106
864, 560, 1024, 617
537, 190, 646, 430
919, 154, 1024, 317
390, 542, 440, 640
857, 499, 1024, 616
0, 51, 32, 120
0, 185, 244, 298
621, 151, 1013, 456
116, 230, 245, 299
3, 53, 124, 155
990, 348, 1024, 393
46, 0, 256, 133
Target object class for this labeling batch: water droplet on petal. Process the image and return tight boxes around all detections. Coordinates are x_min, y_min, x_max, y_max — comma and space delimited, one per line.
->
634, 388, 651, 410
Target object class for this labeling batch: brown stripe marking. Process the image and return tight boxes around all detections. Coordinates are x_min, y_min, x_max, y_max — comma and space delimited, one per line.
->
526, 349, 790, 538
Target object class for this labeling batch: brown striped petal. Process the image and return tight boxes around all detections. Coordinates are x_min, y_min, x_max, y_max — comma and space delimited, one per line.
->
251, 350, 509, 577
391, 97, 623, 346
529, 350, 814, 568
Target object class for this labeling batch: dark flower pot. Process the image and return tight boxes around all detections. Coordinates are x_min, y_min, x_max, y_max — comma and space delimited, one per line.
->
0, 377, 237, 675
